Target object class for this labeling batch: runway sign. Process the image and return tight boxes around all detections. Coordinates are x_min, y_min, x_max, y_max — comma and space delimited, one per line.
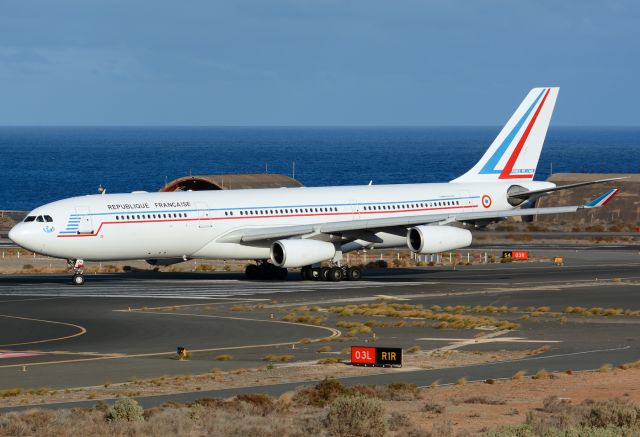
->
351, 346, 376, 365
351, 346, 402, 366
502, 250, 529, 260
376, 347, 402, 366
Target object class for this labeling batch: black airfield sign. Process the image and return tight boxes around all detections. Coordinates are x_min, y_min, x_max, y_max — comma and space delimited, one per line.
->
375, 347, 403, 366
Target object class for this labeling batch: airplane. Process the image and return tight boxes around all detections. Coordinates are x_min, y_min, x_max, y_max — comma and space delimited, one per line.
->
9, 87, 621, 285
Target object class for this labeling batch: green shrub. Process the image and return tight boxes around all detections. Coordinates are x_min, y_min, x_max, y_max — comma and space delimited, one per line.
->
106, 398, 144, 422
325, 394, 386, 437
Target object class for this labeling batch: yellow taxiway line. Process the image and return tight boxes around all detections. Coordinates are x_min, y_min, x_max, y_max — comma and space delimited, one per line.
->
0, 314, 87, 347
0, 310, 340, 369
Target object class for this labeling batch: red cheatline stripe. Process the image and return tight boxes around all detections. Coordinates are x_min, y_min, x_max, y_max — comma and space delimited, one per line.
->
499, 88, 551, 179
56, 205, 478, 238
601, 189, 619, 206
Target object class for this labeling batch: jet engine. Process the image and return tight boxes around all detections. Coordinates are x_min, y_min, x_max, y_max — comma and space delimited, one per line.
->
407, 225, 472, 254
271, 239, 336, 268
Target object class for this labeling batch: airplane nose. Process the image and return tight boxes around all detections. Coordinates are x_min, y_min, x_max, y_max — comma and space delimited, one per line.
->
8, 225, 23, 246
8, 224, 37, 251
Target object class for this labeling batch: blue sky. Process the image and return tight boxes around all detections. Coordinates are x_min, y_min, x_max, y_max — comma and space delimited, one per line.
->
0, 1, 638, 126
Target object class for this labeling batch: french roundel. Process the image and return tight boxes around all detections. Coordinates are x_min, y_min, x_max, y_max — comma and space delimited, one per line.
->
481, 195, 492, 208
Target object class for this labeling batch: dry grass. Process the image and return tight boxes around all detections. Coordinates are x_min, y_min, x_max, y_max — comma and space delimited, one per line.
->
532, 369, 549, 380
564, 306, 640, 317
318, 357, 342, 364
281, 313, 327, 325
328, 302, 519, 330
599, 363, 613, 373
463, 396, 506, 405
263, 354, 295, 363
317, 346, 332, 353
214, 355, 232, 362
512, 370, 526, 380
2, 370, 640, 436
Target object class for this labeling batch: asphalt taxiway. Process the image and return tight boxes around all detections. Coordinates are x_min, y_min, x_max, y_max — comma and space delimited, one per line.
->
0, 248, 639, 410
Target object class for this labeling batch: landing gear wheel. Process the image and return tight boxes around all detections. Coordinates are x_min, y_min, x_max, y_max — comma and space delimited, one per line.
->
310, 268, 321, 280
347, 266, 362, 281
301, 267, 312, 280
245, 264, 259, 280
72, 274, 85, 286
329, 267, 344, 282
302, 267, 321, 281
275, 267, 288, 281
321, 267, 331, 281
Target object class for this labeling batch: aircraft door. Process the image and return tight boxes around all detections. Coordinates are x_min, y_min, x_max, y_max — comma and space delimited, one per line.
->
75, 206, 94, 234
195, 202, 213, 228
458, 190, 472, 207
350, 199, 360, 220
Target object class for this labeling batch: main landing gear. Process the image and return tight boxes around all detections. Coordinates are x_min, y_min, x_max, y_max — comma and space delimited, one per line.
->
68, 259, 85, 286
300, 265, 362, 282
245, 262, 288, 280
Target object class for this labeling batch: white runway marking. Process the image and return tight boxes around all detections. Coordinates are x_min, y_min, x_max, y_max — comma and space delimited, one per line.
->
0, 281, 422, 300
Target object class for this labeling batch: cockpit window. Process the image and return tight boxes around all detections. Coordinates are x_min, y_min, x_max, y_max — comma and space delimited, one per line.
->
36, 216, 44, 222
44, 215, 53, 222
24, 216, 36, 222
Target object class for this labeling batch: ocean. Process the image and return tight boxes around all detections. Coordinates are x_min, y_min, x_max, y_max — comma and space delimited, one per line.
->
1, 126, 638, 211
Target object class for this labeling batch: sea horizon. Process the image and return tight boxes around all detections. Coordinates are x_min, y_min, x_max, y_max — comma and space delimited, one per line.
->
1, 126, 638, 211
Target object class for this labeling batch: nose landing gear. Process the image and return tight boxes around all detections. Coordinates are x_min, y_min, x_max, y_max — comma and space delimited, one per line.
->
68, 259, 85, 286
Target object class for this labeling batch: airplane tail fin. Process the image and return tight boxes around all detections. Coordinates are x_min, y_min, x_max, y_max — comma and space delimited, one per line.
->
451, 87, 559, 183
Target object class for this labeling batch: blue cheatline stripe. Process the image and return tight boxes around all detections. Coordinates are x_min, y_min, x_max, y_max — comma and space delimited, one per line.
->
585, 189, 616, 207
67, 196, 481, 217
479, 89, 546, 175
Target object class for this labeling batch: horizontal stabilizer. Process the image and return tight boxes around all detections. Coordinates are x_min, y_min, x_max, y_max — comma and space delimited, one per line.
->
509, 177, 627, 200
584, 189, 619, 208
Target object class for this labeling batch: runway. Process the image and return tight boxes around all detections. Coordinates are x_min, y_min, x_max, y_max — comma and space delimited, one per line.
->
0, 248, 639, 411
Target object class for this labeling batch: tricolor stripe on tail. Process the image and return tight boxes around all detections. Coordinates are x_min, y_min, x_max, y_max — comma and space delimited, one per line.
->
452, 87, 559, 183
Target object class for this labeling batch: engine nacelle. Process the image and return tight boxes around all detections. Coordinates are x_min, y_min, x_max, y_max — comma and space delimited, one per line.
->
407, 225, 472, 254
271, 239, 336, 268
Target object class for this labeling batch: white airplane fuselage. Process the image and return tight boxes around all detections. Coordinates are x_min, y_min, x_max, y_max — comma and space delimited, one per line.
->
9, 180, 553, 262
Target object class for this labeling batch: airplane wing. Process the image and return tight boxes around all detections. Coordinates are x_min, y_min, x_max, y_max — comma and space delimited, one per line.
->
216, 189, 619, 244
